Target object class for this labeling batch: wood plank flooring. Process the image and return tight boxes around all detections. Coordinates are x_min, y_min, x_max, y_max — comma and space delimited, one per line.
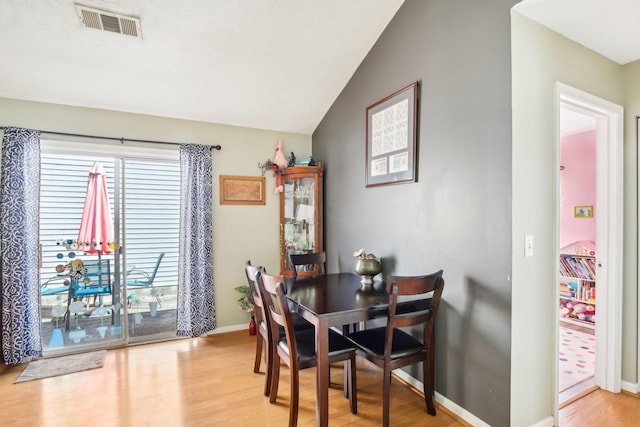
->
0, 331, 467, 427
3, 330, 637, 426
559, 388, 640, 426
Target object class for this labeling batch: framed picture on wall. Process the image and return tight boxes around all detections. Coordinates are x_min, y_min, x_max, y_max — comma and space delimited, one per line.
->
365, 81, 418, 187
574, 205, 593, 218
219, 175, 265, 205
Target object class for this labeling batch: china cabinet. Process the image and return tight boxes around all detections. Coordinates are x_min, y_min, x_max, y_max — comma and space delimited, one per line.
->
279, 165, 323, 276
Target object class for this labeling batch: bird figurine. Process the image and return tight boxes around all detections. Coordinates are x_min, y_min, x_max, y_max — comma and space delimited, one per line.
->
272, 140, 288, 193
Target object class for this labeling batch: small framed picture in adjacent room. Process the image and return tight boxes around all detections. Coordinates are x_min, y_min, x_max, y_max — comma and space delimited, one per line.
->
574, 205, 593, 218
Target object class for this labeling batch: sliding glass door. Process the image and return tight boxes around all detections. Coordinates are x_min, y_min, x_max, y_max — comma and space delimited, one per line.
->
122, 158, 179, 343
39, 143, 179, 354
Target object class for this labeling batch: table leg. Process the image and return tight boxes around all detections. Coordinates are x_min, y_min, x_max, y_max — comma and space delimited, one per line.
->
315, 318, 329, 427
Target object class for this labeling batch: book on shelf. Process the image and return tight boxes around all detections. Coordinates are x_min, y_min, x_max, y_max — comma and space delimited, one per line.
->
558, 254, 596, 281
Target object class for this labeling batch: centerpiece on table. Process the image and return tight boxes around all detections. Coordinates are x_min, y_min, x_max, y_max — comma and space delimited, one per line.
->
234, 285, 256, 335
353, 248, 382, 288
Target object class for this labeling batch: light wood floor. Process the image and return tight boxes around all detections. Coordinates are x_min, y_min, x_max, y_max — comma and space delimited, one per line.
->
559, 388, 640, 426
3, 331, 637, 426
0, 331, 466, 427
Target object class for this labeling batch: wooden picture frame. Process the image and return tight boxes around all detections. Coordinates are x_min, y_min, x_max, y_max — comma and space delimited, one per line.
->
366, 81, 418, 187
219, 175, 265, 205
574, 205, 593, 218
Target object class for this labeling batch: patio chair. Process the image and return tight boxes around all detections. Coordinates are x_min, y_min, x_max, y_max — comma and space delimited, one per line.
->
126, 252, 165, 306
65, 258, 113, 330
72, 259, 113, 301
40, 275, 71, 296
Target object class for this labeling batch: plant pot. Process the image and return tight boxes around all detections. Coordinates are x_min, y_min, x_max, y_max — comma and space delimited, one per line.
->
249, 316, 257, 336
49, 328, 64, 347
149, 302, 158, 317
134, 312, 143, 324
354, 258, 381, 286
96, 326, 108, 338
68, 329, 86, 344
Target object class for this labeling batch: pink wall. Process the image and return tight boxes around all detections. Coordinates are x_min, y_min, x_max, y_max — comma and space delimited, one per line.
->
559, 130, 596, 251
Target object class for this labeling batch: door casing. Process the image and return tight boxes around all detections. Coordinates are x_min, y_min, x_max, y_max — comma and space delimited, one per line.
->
554, 82, 623, 415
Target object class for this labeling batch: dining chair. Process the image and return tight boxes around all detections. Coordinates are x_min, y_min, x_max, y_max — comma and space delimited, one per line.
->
346, 270, 444, 427
257, 270, 358, 427
290, 250, 355, 353
289, 251, 326, 279
244, 260, 272, 396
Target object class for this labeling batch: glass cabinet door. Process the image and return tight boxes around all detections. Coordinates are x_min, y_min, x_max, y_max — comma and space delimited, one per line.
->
280, 166, 323, 275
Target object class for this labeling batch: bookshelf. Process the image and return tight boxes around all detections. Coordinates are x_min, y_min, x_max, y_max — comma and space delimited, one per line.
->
559, 254, 596, 328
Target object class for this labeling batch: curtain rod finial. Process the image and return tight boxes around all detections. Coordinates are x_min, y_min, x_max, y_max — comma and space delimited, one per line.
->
212, 145, 222, 151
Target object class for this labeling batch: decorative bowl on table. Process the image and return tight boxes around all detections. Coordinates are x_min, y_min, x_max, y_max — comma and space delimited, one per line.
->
354, 257, 381, 286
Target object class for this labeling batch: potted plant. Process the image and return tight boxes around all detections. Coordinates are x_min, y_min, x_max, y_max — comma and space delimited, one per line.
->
91, 305, 109, 338
234, 285, 255, 335
129, 295, 143, 324
49, 297, 66, 347
148, 288, 161, 317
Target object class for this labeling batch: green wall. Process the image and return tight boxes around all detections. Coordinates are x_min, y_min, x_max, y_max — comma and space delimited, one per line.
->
512, 10, 640, 427
0, 96, 312, 330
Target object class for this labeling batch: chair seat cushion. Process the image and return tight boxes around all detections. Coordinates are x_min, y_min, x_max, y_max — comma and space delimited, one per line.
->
278, 328, 356, 370
347, 327, 424, 359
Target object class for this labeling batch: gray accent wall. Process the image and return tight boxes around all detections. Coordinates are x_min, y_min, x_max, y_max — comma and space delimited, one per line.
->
313, 1, 517, 426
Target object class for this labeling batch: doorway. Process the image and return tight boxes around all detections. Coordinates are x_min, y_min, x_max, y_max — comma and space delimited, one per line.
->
558, 103, 597, 403
555, 83, 623, 409
39, 141, 180, 355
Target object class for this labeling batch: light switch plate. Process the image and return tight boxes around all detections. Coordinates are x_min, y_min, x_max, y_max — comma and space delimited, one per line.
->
525, 234, 534, 257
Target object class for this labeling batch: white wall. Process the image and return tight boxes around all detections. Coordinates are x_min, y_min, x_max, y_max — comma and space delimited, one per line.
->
511, 11, 629, 426
0, 96, 312, 329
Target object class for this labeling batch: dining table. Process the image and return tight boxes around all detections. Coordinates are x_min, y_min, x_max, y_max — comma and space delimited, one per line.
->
285, 272, 389, 427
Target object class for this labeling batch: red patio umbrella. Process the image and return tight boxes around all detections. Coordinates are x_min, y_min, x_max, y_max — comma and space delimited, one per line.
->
77, 162, 115, 257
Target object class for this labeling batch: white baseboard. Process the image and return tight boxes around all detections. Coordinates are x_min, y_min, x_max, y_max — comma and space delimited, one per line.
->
205, 323, 247, 335
209, 327, 590, 427
200, 330, 489, 425
621, 380, 639, 394
529, 416, 555, 427
393, 369, 490, 427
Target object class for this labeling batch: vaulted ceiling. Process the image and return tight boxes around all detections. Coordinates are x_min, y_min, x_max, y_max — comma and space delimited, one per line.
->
1, 1, 638, 135
0, 0, 404, 134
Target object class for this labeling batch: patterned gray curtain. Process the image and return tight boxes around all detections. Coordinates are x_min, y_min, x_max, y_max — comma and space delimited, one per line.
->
176, 144, 215, 336
0, 127, 42, 364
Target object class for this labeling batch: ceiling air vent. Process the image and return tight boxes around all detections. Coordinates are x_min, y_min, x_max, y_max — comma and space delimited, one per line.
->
75, 4, 141, 38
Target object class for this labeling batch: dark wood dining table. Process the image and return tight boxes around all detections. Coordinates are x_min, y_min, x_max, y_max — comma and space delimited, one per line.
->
285, 272, 389, 427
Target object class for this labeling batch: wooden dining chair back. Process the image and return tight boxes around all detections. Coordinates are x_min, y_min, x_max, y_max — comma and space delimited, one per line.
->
289, 251, 326, 279
257, 270, 357, 427
346, 270, 444, 427
244, 260, 272, 396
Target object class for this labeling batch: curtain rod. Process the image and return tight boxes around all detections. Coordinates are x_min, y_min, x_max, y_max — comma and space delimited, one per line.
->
0, 126, 222, 150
